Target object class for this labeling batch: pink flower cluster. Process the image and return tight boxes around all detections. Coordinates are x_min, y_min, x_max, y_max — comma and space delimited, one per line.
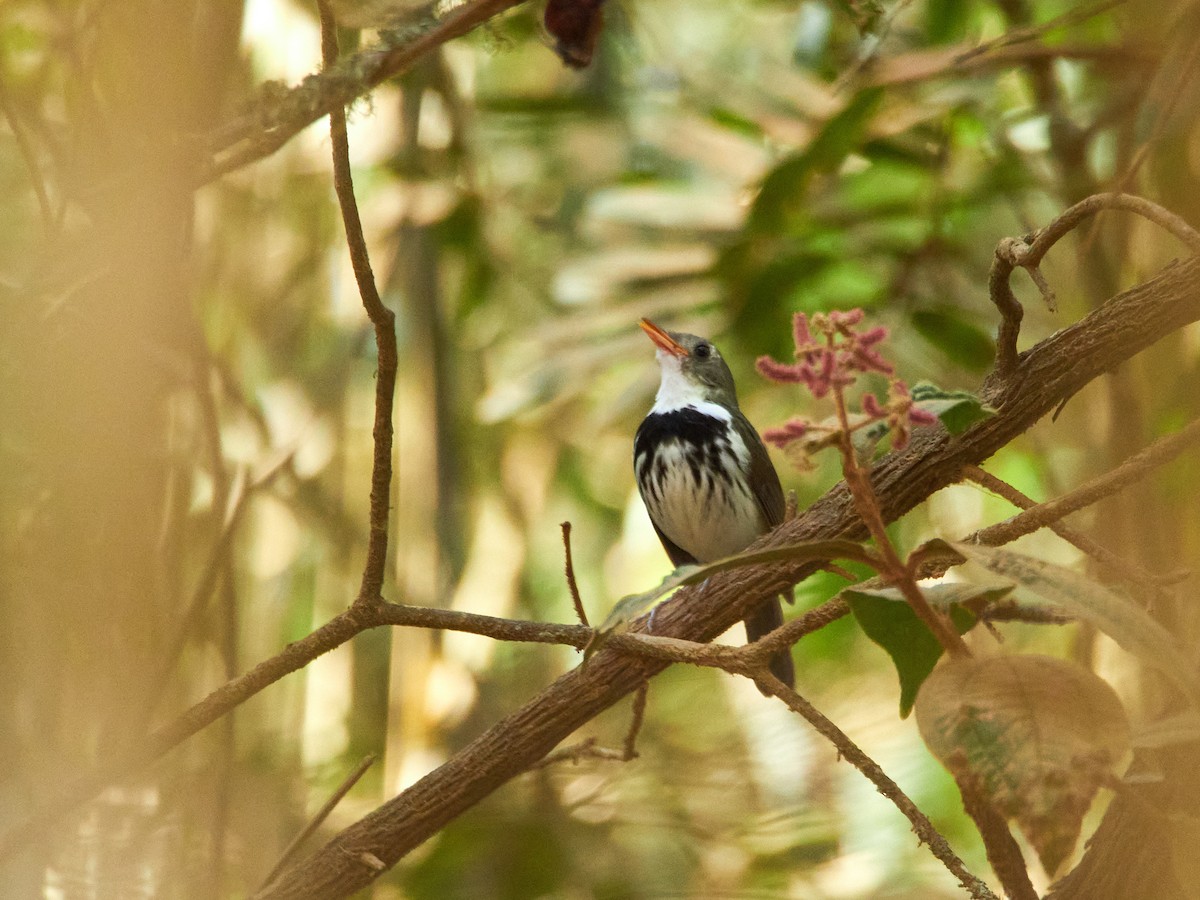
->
756, 309, 892, 399
863, 379, 936, 450
757, 310, 935, 452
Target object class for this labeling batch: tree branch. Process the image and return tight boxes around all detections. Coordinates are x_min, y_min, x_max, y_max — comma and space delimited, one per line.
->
957, 777, 1039, 900
0, 601, 589, 862
561, 521, 589, 626
202, 0, 525, 184
757, 675, 1000, 900
318, 0, 397, 604
988, 192, 1200, 374
963, 456, 1194, 589
255, 250, 1200, 896
259, 754, 378, 892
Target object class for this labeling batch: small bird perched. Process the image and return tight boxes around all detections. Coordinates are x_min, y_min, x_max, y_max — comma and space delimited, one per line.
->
634, 318, 795, 689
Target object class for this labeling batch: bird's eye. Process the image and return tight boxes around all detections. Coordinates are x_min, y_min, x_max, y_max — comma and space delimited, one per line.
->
694, 342, 712, 359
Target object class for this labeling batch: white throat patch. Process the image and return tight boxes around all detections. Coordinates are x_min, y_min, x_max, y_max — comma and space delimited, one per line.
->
649, 350, 731, 422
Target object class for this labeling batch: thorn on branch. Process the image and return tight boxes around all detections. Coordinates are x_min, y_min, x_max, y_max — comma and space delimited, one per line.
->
358, 852, 386, 872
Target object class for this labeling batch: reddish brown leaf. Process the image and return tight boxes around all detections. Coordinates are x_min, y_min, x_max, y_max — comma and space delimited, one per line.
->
544, 0, 606, 69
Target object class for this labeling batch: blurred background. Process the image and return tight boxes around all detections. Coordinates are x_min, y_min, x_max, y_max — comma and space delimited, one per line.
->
1, 0, 1199, 896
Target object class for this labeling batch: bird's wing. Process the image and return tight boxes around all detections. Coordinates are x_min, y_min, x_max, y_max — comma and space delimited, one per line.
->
734, 411, 786, 528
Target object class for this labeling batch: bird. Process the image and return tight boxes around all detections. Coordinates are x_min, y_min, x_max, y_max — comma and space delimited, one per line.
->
634, 318, 795, 689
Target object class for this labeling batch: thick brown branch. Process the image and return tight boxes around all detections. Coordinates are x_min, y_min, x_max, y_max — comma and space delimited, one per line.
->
256, 253, 1200, 898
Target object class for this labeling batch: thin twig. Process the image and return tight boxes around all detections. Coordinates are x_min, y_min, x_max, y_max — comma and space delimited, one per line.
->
145, 453, 293, 719
956, 0, 1125, 63
561, 521, 588, 626
622, 683, 648, 761
754, 674, 1000, 900
532, 737, 629, 768
1016, 193, 1200, 261
532, 681, 647, 769
259, 754, 378, 892
962, 465, 1176, 588
318, 0, 399, 605
746, 594, 851, 661
372, 603, 590, 646
867, 41, 1149, 88
1108, 39, 1200, 198
967, 417, 1200, 550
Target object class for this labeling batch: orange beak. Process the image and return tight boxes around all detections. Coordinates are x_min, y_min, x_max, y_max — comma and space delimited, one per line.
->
639, 318, 687, 357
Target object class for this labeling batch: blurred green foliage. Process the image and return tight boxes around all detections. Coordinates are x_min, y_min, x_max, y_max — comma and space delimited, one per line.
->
2, 0, 1200, 897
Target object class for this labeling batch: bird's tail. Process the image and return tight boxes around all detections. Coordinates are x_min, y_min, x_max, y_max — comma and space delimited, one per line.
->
744, 596, 795, 691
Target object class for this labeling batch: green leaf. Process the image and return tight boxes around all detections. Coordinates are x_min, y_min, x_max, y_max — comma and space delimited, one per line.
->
910, 381, 995, 434
588, 539, 873, 657
744, 250, 834, 320
911, 309, 996, 372
842, 160, 932, 215
916, 654, 1131, 874
924, 0, 975, 44
708, 105, 765, 140
800, 261, 885, 311
951, 543, 1200, 712
844, 584, 984, 717
749, 88, 884, 233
